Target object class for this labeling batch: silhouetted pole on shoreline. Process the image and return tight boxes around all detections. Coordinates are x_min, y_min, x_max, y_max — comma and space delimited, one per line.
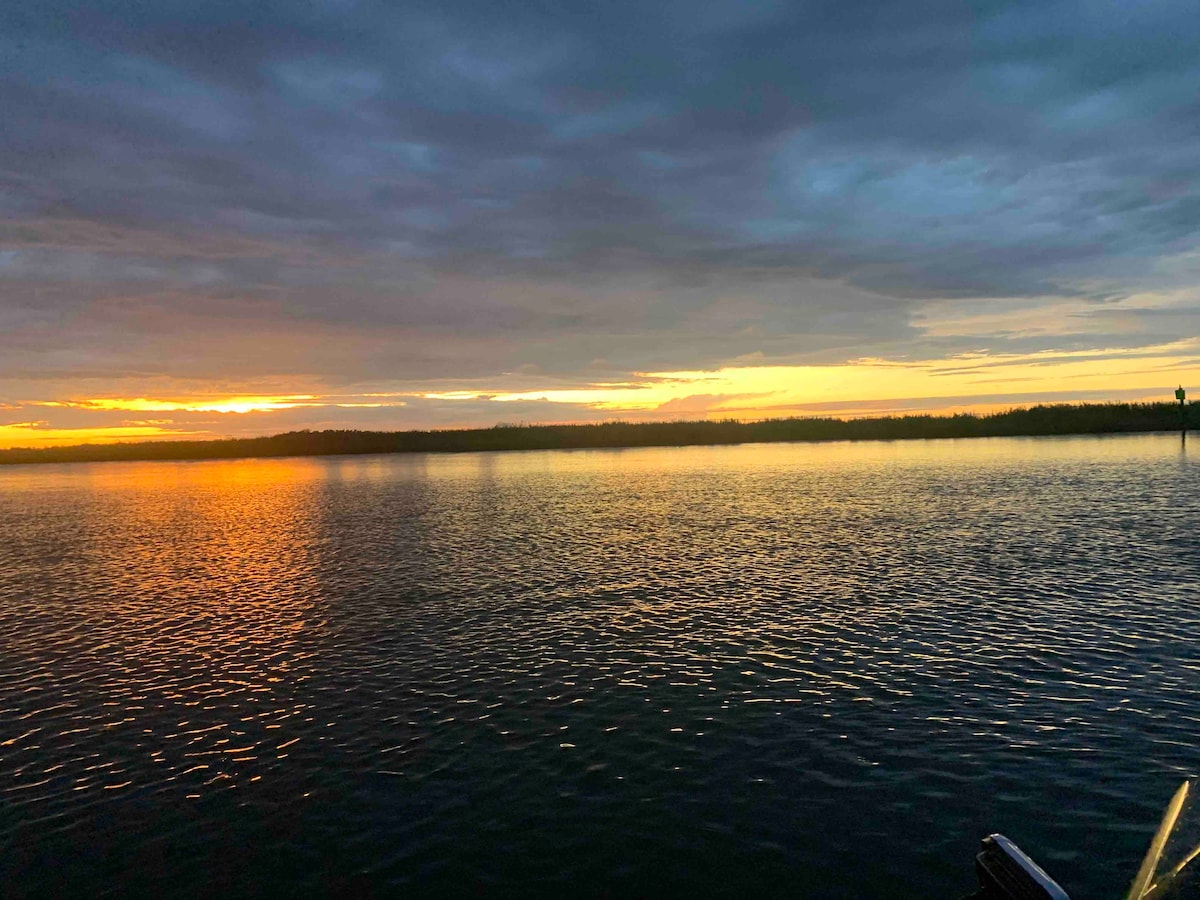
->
1177, 386, 1187, 442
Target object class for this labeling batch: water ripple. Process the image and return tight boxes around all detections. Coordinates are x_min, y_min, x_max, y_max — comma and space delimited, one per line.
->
1, 436, 1199, 897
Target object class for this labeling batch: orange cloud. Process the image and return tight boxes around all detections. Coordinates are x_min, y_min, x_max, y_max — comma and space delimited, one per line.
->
36, 396, 320, 414
0, 423, 195, 448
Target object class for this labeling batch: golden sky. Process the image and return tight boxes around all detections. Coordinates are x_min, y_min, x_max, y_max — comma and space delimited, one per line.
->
3, 3, 1199, 449
4, 337, 1197, 449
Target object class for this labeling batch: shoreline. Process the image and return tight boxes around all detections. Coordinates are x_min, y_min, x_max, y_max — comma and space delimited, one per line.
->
0, 401, 1192, 467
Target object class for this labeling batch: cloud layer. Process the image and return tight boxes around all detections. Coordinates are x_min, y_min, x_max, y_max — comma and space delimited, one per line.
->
2, 0, 1199, 441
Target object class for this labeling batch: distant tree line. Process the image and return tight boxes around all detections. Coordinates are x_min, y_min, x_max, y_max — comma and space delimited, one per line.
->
1, 401, 1195, 466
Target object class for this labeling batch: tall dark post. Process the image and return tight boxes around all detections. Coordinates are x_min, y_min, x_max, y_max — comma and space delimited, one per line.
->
1176, 385, 1187, 438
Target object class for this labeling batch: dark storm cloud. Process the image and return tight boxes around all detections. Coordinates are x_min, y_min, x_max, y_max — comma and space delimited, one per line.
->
2, 0, 1199, 387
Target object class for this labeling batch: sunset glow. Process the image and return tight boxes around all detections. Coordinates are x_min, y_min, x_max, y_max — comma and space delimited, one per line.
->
36, 396, 321, 415
4, 339, 1198, 449
2, 0, 1198, 451
6, 5, 1200, 900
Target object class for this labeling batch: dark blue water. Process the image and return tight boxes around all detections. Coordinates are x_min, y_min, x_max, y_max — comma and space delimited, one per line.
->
2, 435, 1199, 898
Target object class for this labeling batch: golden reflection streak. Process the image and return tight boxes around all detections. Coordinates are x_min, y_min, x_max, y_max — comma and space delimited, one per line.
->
77, 457, 330, 790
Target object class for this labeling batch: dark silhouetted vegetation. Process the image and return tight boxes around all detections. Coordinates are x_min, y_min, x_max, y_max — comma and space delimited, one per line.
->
1, 401, 1195, 466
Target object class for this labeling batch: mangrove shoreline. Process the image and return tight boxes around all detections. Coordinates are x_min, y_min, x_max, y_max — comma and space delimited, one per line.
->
1, 401, 1194, 467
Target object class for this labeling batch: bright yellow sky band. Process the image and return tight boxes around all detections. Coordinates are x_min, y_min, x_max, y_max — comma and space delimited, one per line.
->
3, 339, 1198, 449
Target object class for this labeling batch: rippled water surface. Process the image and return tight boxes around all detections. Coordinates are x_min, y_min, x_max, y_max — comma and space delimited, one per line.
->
2, 435, 1199, 898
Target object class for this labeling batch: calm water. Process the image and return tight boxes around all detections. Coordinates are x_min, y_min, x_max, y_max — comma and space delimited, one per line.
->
2, 434, 1199, 898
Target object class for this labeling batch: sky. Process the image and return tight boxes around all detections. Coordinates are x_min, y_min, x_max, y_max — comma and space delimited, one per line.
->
2, 0, 1199, 447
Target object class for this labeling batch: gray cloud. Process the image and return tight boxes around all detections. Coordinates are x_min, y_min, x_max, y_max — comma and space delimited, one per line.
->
2, 0, 1199, 402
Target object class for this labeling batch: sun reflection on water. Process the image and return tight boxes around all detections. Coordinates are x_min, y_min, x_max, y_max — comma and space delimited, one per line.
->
0, 435, 1197, 897
0, 458, 338, 804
